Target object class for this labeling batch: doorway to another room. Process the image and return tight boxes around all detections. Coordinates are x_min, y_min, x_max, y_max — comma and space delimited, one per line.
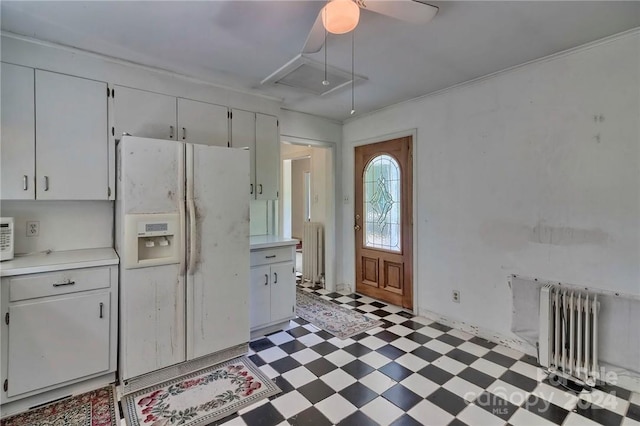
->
280, 142, 333, 289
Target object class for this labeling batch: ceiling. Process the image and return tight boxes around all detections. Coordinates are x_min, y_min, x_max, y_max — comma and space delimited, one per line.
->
2, 1, 639, 121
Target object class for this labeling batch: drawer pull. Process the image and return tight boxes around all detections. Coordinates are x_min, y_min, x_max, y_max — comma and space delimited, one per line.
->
273, 272, 278, 284
265, 255, 276, 259
264, 274, 269, 286
99, 302, 104, 318
52, 280, 75, 287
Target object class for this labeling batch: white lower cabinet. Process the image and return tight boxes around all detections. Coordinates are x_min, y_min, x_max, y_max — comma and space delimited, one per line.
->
249, 245, 296, 334
0, 265, 118, 410
7, 293, 110, 397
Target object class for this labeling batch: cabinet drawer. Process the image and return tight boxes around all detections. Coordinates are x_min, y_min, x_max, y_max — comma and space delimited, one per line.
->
8, 267, 111, 302
250, 246, 293, 266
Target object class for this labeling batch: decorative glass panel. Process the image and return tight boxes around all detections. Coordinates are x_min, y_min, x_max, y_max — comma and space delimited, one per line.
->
363, 154, 401, 251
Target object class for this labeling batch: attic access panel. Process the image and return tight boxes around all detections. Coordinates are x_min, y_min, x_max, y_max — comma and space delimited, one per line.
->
261, 54, 366, 96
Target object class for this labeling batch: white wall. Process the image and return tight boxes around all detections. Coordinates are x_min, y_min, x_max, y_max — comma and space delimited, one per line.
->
0, 201, 113, 253
341, 31, 640, 343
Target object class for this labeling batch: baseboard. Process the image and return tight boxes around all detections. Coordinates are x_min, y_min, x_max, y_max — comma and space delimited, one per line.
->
416, 308, 640, 393
417, 308, 538, 357
337, 282, 353, 293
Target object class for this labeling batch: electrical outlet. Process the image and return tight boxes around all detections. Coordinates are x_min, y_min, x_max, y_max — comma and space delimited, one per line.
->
452, 290, 460, 303
26, 221, 40, 237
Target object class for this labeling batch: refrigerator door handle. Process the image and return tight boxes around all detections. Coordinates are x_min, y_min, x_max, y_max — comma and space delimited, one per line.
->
179, 200, 186, 274
188, 198, 197, 274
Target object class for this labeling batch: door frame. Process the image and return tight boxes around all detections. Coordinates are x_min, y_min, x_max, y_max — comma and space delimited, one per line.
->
278, 137, 338, 292
349, 129, 418, 313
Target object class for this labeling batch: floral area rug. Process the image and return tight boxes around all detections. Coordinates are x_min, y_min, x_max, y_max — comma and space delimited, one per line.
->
296, 289, 383, 339
0, 385, 117, 426
122, 356, 280, 426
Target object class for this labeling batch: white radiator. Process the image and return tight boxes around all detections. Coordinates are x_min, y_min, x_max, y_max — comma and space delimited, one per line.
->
303, 222, 324, 283
539, 284, 600, 386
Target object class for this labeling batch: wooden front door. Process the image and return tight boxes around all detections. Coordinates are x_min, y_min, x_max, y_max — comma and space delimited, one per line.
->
355, 137, 413, 309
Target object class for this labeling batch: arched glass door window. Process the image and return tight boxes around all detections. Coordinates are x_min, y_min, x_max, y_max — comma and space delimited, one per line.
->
363, 154, 401, 252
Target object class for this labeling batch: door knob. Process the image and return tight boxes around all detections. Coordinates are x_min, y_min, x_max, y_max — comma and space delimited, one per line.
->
354, 224, 361, 231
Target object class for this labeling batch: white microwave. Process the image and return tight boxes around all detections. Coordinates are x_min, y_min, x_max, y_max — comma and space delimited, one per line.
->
1, 217, 15, 261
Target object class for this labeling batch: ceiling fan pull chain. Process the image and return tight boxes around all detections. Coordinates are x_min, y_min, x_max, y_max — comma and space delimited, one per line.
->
351, 28, 355, 115
323, 4, 330, 86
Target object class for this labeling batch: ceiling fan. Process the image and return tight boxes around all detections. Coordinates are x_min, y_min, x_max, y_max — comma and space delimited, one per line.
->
302, 0, 439, 54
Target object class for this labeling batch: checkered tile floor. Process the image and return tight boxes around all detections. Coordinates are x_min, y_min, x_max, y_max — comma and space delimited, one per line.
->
214, 283, 640, 426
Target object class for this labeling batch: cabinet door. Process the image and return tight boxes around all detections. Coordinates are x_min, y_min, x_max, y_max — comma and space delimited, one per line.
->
114, 86, 176, 140
7, 292, 110, 397
230, 109, 256, 196
1, 63, 35, 200
178, 98, 228, 147
35, 70, 108, 200
249, 265, 271, 329
255, 113, 279, 200
270, 262, 295, 324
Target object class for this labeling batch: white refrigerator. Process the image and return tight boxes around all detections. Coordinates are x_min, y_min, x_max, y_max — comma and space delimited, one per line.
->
115, 136, 250, 386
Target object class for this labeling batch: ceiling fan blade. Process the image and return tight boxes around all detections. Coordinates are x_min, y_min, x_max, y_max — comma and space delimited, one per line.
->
363, 0, 438, 24
302, 10, 326, 54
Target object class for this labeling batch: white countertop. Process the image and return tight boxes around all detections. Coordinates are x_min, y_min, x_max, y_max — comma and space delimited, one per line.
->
0, 248, 119, 277
250, 235, 299, 250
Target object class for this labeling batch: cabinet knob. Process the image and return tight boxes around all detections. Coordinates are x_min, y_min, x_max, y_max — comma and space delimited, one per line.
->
264, 274, 269, 285
169, 125, 174, 139
44, 176, 49, 191
53, 280, 75, 287
250, 184, 253, 195
258, 184, 263, 195
273, 272, 278, 284
182, 127, 187, 140
99, 302, 104, 319
23, 175, 28, 191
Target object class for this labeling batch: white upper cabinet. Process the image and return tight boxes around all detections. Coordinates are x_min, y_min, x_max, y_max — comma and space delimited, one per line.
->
231, 110, 279, 200
230, 109, 256, 196
114, 87, 229, 147
114, 86, 177, 140
255, 113, 279, 200
177, 98, 228, 147
35, 70, 109, 200
1, 63, 35, 200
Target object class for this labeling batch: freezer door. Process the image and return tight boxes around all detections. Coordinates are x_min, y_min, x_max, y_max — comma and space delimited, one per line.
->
117, 136, 187, 380
186, 144, 250, 360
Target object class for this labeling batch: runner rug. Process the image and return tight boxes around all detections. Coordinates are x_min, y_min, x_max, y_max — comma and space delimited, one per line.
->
296, 289, 383, 339
0, 385, 117, 426
122, 356, 280, 426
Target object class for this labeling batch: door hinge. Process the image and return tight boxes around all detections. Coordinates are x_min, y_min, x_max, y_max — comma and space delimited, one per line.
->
4, 312, 8, 325
3, 379, 7, 392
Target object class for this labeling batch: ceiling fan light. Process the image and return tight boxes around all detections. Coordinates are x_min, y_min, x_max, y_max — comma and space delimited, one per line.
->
322, 0, 360, 35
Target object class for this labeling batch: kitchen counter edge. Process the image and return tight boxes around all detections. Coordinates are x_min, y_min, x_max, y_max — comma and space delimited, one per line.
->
250, 236, 299, 250
0, 247, 120, 277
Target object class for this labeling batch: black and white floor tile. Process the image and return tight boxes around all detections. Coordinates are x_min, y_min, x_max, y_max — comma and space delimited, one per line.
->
214, 282, 640, 426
